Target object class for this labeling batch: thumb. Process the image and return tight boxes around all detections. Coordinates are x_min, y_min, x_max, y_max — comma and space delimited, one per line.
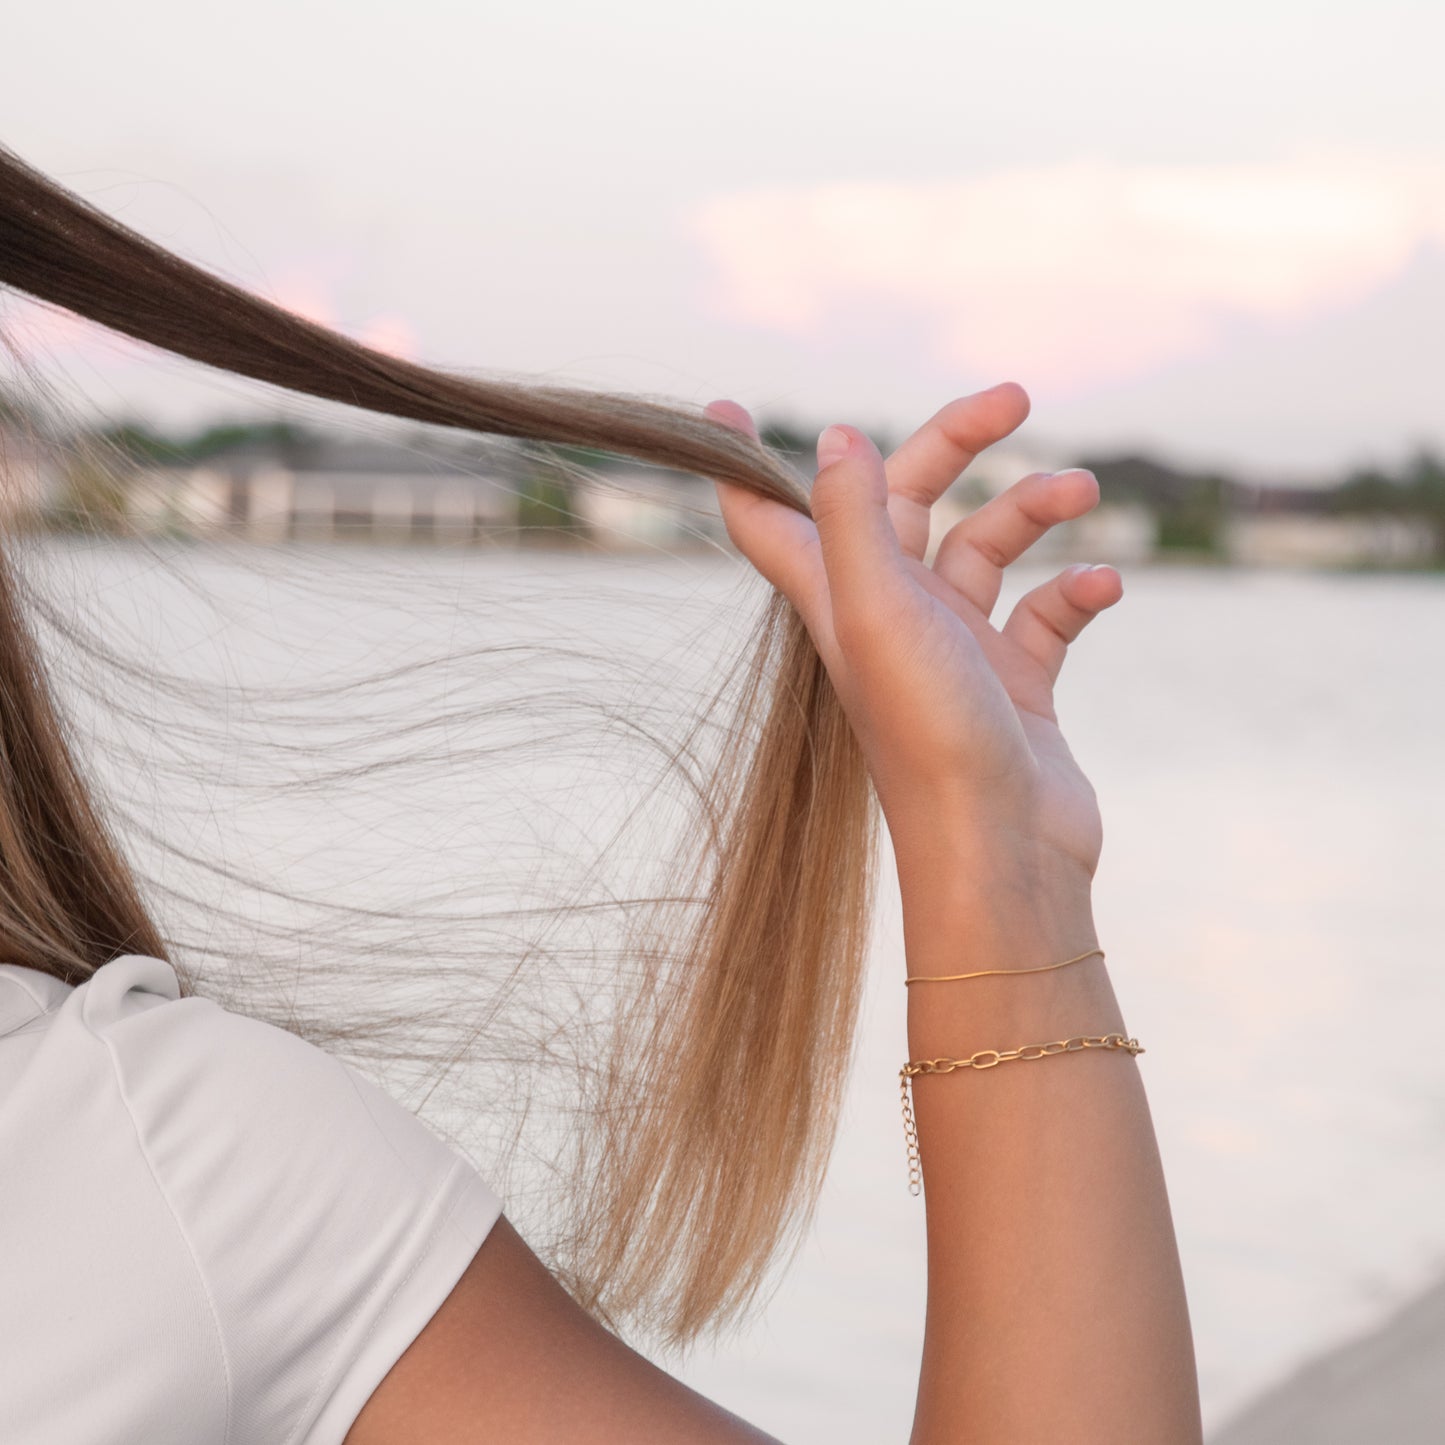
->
810, 426, 909, 639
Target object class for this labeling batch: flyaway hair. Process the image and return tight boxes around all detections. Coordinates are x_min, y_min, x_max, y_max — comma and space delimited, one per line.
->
0, 143, 879, 1343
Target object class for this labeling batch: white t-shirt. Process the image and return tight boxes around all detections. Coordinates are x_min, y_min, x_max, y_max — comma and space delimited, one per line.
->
0, 953, 504, 1445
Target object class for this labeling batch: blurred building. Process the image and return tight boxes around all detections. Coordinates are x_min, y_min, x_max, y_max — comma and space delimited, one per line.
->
574, 469, 730, 550
128, 435, 520, 544
97, 424, 1445, 566
1224, 514, 1434, 568
125, 434, 737, 551
931, 486, 1157, 568
0, 415, 65, 524
1011, 502, 1158, 567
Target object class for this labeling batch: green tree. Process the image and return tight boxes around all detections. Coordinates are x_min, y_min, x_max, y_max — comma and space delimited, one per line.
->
182, 420, 309, 462
759, 420, 813, 460
91, 421, 183, 466
50, 447, 133, 534
1331, 452, 1445, 562
1154, 474, 1226, 554
1330, 466, 1404, 517
1403, 450, 1445, 560
516, 471, 586, 542
1083, 453, 1227, 557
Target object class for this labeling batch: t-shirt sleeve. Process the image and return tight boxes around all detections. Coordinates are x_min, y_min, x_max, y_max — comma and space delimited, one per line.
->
85, 955, 504, 1445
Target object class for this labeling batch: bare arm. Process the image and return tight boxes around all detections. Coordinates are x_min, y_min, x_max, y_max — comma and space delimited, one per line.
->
345, 384, 1201, 1444
897, 850, 1199, 1443
344, 1213, 781, 1444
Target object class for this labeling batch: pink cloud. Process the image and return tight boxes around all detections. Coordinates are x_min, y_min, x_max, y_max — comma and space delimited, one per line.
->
272, 276, 338, 330
356, 313, 419, 361
2, 271, 421, 381
273, 275, 420, 359
688, 157, 1445, 396
1, 297, 140, 363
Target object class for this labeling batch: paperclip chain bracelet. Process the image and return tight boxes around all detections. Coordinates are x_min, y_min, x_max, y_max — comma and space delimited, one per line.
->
898, 1033, 1145, 1196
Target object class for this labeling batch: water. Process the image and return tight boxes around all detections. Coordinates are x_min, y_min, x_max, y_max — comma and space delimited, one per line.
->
29, 540, 1445, 1440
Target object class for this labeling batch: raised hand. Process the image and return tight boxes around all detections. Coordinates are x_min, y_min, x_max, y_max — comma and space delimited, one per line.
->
706, 383, 1122, 882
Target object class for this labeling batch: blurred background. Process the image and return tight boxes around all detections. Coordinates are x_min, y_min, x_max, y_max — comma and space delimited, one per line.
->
3, 2, 1444, 1440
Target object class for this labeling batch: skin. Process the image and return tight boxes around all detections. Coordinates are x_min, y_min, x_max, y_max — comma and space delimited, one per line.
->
344, 382, 1203, 1444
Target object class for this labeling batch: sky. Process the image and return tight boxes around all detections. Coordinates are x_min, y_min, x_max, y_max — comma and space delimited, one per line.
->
2, 0, 1443, 480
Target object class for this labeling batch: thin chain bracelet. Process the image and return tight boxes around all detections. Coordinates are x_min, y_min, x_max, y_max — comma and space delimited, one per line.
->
898, 1033, 1145, 1196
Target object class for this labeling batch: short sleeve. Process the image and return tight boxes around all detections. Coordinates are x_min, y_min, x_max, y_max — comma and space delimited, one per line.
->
86, 955, 504, 1445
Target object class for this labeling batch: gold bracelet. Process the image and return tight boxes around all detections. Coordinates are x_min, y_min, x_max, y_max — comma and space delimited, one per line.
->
898, 1033, 1145, 1196
904, 947, 1104, 985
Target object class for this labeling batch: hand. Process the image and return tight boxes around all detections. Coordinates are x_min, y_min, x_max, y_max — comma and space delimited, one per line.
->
706, 384, 1122, 883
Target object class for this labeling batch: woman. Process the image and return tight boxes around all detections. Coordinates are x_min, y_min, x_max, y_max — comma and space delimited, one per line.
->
0, 146, 1202, 1442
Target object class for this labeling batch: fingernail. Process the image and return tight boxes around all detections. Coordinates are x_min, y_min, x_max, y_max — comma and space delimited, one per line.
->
817, 426, 851, 468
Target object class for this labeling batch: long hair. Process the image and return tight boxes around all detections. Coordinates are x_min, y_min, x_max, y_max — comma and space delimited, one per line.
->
0, 144, 878, 1345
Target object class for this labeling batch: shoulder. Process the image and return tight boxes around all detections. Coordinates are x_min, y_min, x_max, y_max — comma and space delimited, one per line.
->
0, 956, 234, 1440
84, 956, 468, 1196
1, 954, 504, 1445
31, 954, 490, 1226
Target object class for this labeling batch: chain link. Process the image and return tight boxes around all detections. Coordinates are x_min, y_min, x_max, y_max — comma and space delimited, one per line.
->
898, 1033, 1144, 1197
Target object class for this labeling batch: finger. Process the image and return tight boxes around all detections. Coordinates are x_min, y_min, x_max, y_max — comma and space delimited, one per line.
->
810, 425, 912, 644
933, 468, 1101, 617
703, 398, 760, 442
883, 383, 1032, 560
1000, 563, 1124, 685
706, 400, 829, 631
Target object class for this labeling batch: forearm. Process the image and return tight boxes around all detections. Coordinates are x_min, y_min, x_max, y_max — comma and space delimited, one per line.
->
897, 846, 1202, 1445
710, 387, 1195, 1438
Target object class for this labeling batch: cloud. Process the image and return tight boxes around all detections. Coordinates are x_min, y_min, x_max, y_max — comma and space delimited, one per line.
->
269, 276, 418, 359
688, 158, 1445, 396
2, 270, 420, 377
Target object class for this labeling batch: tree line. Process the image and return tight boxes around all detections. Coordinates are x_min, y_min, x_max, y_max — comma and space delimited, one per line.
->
15, 412, 1445, 563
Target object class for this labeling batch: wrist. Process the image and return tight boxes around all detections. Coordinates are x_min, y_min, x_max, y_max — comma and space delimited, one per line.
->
892, 839, 1121, 1062
904, 947, 1125, 1066
893, 841, 1098, 976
